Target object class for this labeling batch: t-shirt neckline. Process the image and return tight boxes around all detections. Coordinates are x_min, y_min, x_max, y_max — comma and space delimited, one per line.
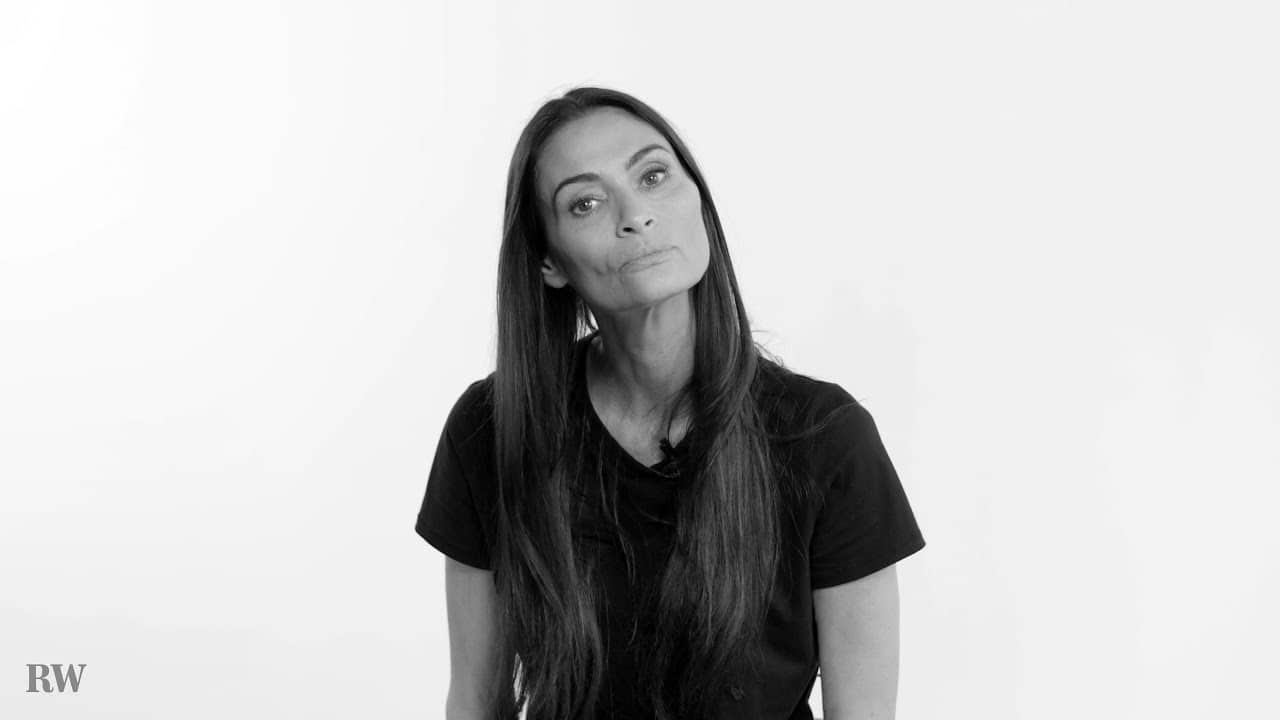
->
575, 331, 688, 479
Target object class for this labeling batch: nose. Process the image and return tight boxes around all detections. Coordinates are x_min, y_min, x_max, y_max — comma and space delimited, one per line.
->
616, 197, 655, 237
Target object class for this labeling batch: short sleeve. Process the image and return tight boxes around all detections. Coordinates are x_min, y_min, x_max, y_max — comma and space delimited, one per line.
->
809, 397, 925, 589
414, 381, 493, 570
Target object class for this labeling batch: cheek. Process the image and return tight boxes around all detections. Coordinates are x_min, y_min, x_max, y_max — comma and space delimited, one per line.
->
555, 226, 614, 272
660, 183, 699, 225
674, 187, 706, 242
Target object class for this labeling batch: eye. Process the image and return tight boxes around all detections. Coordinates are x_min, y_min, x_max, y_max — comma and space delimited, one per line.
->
641, 166, 669, 187
569, 197, 601, 217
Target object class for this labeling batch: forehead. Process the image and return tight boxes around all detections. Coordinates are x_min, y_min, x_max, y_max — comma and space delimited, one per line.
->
535, 108, 670, 200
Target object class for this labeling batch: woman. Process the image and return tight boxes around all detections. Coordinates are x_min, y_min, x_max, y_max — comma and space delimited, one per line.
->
415, 87, 926, 720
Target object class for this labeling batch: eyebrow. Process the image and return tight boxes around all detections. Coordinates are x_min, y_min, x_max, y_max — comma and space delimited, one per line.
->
550, 143, 672, 208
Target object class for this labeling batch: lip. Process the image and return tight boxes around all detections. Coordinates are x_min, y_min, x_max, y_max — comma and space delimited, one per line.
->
620, 247, 672, 271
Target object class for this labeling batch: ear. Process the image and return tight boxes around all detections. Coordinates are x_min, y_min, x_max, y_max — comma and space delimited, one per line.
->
541, 255, 570, 289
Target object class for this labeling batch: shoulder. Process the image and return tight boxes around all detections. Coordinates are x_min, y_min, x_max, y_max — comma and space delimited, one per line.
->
442, 373, 496, 450
753, 355, 889, 489
754, 354, 868, 436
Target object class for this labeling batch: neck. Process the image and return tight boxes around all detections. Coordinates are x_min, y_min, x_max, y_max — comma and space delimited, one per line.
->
588, 294, 696, 425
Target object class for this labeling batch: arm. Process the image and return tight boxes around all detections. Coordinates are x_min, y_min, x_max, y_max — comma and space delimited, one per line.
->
444, 557, 500, 720
813, 563, 901, 720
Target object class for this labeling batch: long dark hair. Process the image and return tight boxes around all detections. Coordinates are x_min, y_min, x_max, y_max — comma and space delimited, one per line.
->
486, 86, 832, 720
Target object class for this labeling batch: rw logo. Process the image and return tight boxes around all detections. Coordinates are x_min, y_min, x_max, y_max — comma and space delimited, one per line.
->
26, 664, 87, 693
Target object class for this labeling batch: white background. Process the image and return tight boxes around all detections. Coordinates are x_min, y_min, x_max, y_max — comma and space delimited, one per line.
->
2, 1, 1277, 718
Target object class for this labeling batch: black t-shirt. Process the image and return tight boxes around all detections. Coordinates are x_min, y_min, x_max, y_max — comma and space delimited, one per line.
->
415, 333, 926, 719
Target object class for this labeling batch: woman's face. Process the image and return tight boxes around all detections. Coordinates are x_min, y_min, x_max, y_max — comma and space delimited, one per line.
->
534, 108, 711, 316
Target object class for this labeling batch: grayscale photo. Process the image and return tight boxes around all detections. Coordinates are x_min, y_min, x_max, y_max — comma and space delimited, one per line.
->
1, 2, 1275, 719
